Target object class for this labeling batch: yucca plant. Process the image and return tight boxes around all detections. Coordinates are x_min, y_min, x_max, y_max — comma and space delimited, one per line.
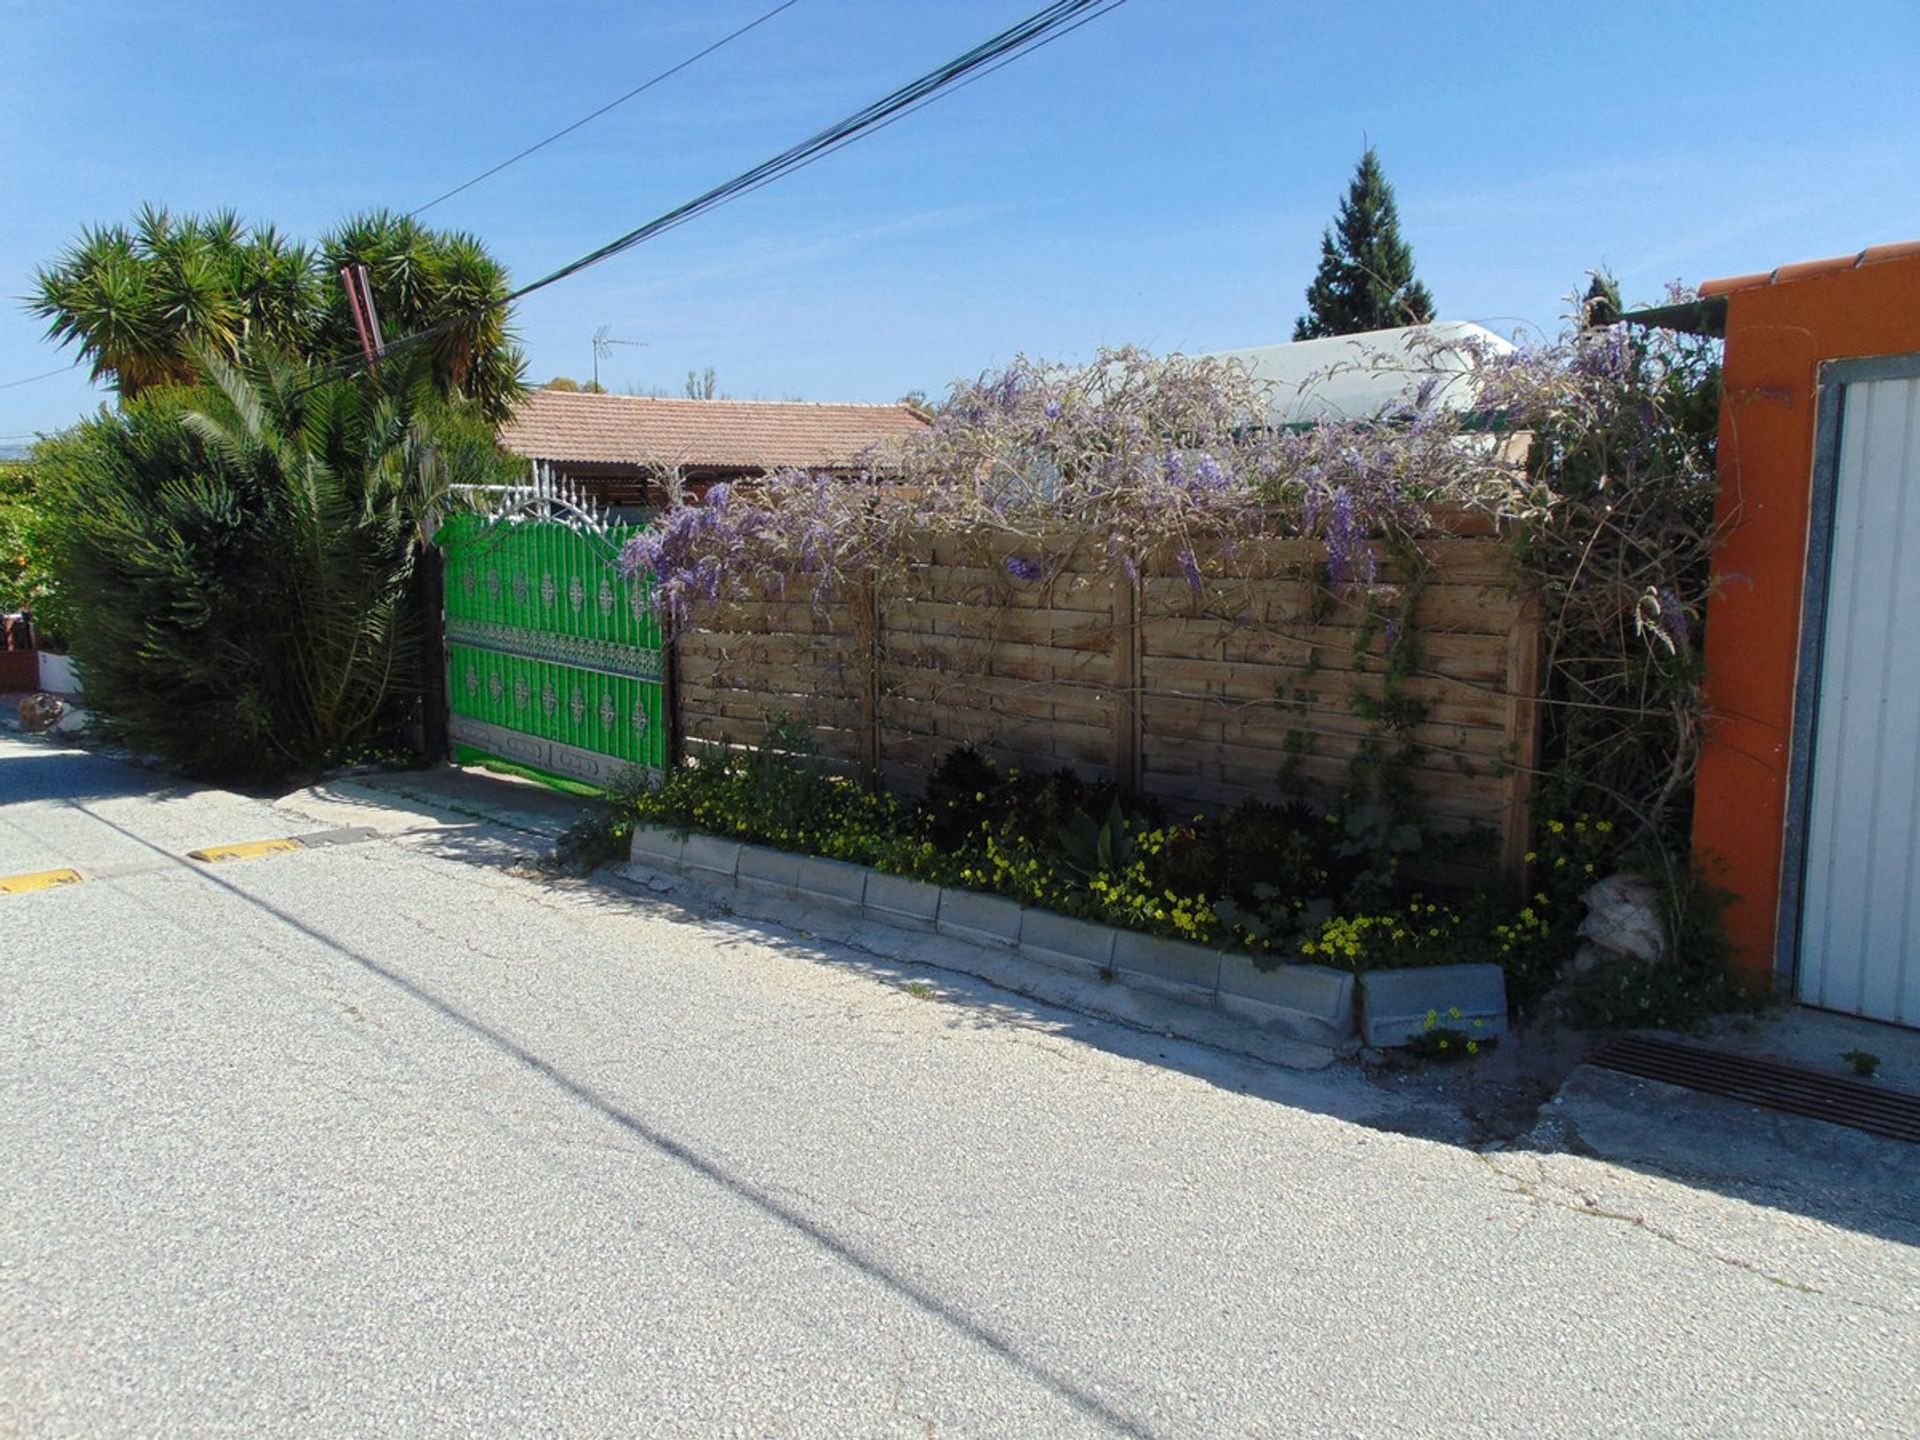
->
33, 349, 515, 780
30, 206, 525, 419
318, 211, 526, 423
31, 205, 319, 400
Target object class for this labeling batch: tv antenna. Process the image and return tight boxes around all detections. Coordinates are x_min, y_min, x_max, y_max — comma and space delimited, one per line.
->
591, 325, 646, 390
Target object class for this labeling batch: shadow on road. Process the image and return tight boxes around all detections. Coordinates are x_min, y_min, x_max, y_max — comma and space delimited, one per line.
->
19, 733, 1917, 1260
63, 797, 1167, 1440
0, 743, 187, 805
557, 870, 1920, 1254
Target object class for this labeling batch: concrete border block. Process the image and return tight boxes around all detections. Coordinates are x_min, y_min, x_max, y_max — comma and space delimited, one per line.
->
1358, 963, 1509, 1048
1216, 955, 1357, 1044
736, 844, 802, 897
1018, 909, 1116, 977
936, 888, 1022, 948
1111, 930, 1221, 999
680, 833, 743, 884
864, 872, 942, 931
628, 824, 686, 873
794, 854, 869, 911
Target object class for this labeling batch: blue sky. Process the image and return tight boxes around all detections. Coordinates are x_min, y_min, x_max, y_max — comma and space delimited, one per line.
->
3, 0, 1916, 439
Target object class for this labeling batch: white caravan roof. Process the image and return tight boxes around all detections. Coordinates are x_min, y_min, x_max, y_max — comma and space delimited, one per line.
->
1201, 321, 1516, 427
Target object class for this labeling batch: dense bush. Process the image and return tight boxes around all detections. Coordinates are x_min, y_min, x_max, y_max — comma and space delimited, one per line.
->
616, 308, 1733, 1026
32, 350, 516, 780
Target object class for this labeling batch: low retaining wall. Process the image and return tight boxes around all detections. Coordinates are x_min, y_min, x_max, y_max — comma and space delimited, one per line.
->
0, 650, 34, 692
630, 822, 1509, 1052
35, 653, 81, 696
632, 821, 1355, 1046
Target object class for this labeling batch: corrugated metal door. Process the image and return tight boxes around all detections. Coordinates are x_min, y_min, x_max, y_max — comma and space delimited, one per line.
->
1798, 368, 1920, 1025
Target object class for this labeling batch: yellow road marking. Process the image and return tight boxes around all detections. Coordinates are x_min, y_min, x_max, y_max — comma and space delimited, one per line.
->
187, 837, 306, 864
0, 868, 84, 895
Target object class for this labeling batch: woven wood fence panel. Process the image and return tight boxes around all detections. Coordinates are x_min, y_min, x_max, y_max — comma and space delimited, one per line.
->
673, 525, 1541, 876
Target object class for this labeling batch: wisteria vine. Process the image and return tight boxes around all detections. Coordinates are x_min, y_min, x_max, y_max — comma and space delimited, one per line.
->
621, 320, 1724, 847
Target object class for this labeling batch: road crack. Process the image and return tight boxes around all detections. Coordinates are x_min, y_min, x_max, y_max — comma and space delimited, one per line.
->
1474, 1151, 1912, 1318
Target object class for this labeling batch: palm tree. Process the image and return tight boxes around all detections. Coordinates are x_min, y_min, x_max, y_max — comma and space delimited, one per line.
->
33, 349, 516, 778
30, 205, 319, 400
29, 207, 524, 417
320, 211, 527, 423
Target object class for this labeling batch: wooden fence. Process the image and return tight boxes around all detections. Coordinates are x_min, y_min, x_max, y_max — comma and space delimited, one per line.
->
673, 521, 1541, 877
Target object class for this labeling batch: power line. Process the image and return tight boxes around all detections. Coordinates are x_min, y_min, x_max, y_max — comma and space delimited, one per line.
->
517, 0, 1120, 301
410, 0, 800, 217
0, 361, 84, 392
13, 0, 1121, 403
312, 0, 1124, 390
0, 5, 800, 395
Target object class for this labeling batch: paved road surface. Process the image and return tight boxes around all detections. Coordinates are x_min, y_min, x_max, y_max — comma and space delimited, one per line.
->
2, 734, 1915, 1437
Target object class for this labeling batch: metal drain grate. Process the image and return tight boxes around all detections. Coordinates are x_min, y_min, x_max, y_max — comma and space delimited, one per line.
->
1589, 1034, 1920, 1144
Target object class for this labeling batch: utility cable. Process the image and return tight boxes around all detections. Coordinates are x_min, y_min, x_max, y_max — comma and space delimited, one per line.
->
0, 360, 84, 392
410, 0, 800, 217
0, 4, 799, 395
303, 0, 1124, 392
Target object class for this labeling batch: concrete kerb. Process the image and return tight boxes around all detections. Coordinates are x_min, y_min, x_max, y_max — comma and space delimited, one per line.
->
1018, 909, 1116, 979
1112, 931, 1222, 1003
1358, 963, 1509, 1048
936, 888, 1023, 949
864, 871, 941, 931
680, 833, 743, 884
625, 823, 1373, 1053
628, 826, 687, 873
736, 844, 803, 897
794, 854, 870, 912
1218, 954, 1357, 1049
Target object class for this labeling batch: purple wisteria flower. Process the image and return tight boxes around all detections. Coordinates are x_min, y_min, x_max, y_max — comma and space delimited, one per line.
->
1659, 587, 1692, 647
1004, 554, 1043, 583
1176, 548, 1203, 597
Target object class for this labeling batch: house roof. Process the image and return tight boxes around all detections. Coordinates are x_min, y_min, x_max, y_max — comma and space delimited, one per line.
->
1699, 239, 1920, 298
499, 389, 932, 472
1199, 321, 1516, 427
1624, 242, 1920, 337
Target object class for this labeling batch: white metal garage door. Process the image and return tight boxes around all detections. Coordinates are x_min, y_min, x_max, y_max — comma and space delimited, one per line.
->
1797, 363, 1920, 1026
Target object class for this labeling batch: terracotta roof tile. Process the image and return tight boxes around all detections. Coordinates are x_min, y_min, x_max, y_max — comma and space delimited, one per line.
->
499, 389, 931, 471
1701, 239, 1920, 297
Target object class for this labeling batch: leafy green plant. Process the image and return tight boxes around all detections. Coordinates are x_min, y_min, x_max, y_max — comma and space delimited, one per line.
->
635, 716, 937, 877
1057, 798, 1137, 880
1403, 1007, 1497, 1061
556, 766, 657, 871
1841, 1050, 1881, 1079
33, 349, 516, 780
616, 731, 1743, 1031
0, 462, 58, 628
1331, 804, 1425, 908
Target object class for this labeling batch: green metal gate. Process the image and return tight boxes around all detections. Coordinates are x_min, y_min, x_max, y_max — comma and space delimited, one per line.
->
435, 474, 664, 789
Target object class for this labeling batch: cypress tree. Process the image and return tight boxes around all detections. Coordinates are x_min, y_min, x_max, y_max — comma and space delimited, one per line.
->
1293, 147, 1435, 339
1581, 269, 1623, 328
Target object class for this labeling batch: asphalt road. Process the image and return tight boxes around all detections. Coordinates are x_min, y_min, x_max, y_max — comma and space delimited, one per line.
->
2, 734, 1916, 1438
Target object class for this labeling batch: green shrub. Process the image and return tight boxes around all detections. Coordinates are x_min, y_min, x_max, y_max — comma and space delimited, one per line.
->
0, 461, 60, 630
33, 350, 515, 781
637, 718, 941, 876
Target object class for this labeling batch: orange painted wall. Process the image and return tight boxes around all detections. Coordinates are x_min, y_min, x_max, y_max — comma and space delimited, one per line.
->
1693, 246, 1920, 988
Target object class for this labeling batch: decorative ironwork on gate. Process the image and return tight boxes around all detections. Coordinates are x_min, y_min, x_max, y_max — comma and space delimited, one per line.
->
435, 466, 664, 788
